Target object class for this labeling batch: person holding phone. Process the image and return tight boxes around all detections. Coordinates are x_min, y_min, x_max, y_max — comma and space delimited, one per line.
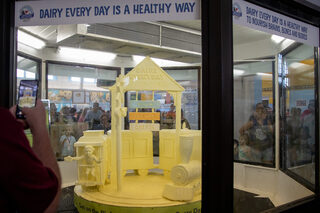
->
0, 84, 61, 212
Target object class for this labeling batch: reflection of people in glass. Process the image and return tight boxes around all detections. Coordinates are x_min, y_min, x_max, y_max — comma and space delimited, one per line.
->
239, 103, 273, 164
50, 103, 59, 124
287, 107, 302, 166
234, 139, 239, 160
301, 100, 315, 144
166, 104, 176, 119
85, 102, 102, 129
238, 134, 252, 161
78, 108, 89, 122
58, 106, 70, 124
59, 125, 76, 158
96, 113, 111, 134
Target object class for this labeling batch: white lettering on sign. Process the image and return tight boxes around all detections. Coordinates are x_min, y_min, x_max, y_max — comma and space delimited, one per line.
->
130, 123, 160, 131
233, 0, 319, 47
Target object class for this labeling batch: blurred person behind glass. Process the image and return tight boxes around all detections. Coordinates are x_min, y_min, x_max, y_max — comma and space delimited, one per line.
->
239, 103, 274, 164
85, 102, 102, 129
96, 113, 111, 133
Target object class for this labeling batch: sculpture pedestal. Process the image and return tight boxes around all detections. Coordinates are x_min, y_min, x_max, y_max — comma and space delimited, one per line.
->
74, 172, 201, 213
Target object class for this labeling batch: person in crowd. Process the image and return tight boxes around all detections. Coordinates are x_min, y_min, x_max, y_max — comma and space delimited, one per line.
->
287, 108, 302, 142
78, 108, 89, 123
69, 107, 77, 122
96, 112, 111, 133
50, 103, 59, 124
298, 126, 314, 163
76, 109, 83, 121
166, 103, 176, 119
301, 100, 315, 120
301, 100, 315, 161
286, 108, 301, 166
162, 104, 176, 129
239, 102, 274, 164
301, 100, 315, 142
0, 100, 61, 212
238, 134, 253, 161
59, 125, 76, 158
85, 102, 103, 129
58, 106, 70, 124
234, 139, 239, 161
181, 109, 191, 129
106, 110, 111, 124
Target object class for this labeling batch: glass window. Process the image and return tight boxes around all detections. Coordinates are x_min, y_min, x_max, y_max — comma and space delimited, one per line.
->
125, 67, 200, 131
16, 55, 40, 98
166, 68, 200, 130
18, 18, 202, 211
234, 60, 275, 166
280, 44, 316, 186
47, 62, 119, 160
233, 22, 318, 213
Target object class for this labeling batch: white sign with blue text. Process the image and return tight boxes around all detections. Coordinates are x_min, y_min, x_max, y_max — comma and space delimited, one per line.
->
15, 0, 200, 27
233, 0, 319, 47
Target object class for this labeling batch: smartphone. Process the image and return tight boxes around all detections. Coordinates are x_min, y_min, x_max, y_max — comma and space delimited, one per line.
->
16, 80, 39, 119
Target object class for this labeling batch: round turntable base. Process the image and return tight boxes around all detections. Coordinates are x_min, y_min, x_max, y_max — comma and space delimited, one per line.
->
74, 172, 201, 213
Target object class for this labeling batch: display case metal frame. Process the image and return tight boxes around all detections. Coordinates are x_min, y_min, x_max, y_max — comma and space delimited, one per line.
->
0, 0, 319, 211
278, 43, 320, 193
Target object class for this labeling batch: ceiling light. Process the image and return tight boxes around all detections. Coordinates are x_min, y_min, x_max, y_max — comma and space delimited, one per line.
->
271, 35, 285, 43
17, 69, 24, 78
133, 55, 144, 63
18, 30, 46, 49
133, 55, 189, 66
25, 71, 35, 79
289, 62, 304, 69
84, 78, 96, 83
233, 69, 245, 76
257, 72, 272, 76
59, 46, 116, 61
71, 77, 81, 82
48, 75, 54, 80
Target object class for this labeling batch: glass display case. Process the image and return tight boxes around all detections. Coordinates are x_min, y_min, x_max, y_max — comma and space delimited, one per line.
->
279, 44, 316, 188
47, 62, 120, 160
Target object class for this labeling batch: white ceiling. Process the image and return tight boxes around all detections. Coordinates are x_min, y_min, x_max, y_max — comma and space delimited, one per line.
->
20, 19, 307, 70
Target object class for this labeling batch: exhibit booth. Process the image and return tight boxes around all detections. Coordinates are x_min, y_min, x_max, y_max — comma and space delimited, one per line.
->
0, 0, 319, 212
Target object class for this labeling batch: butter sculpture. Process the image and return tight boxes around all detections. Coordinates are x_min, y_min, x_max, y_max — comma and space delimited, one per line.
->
64, 57, 202, 212
163, 133, 201, 201
65, 145, 101, 182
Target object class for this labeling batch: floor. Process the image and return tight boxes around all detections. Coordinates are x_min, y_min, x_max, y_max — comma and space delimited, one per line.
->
58, 186, 274, 213
57, 185, 78, 213
234, 189, 275, 213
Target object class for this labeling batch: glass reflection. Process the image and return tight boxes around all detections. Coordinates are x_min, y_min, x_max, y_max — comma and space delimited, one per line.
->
234, 61, 275, 166
281, 44, 315, 185
47, 63, 118, 160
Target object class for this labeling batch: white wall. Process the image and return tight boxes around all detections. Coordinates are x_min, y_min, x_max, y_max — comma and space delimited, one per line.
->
234, 163, 314, 206
58, 161, 78, 188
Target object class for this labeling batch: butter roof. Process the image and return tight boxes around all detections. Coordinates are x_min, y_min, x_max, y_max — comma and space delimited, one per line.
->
111, 57, 184, 92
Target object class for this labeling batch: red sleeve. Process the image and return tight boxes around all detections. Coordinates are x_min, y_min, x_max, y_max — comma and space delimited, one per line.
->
0, 108, 58, 213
